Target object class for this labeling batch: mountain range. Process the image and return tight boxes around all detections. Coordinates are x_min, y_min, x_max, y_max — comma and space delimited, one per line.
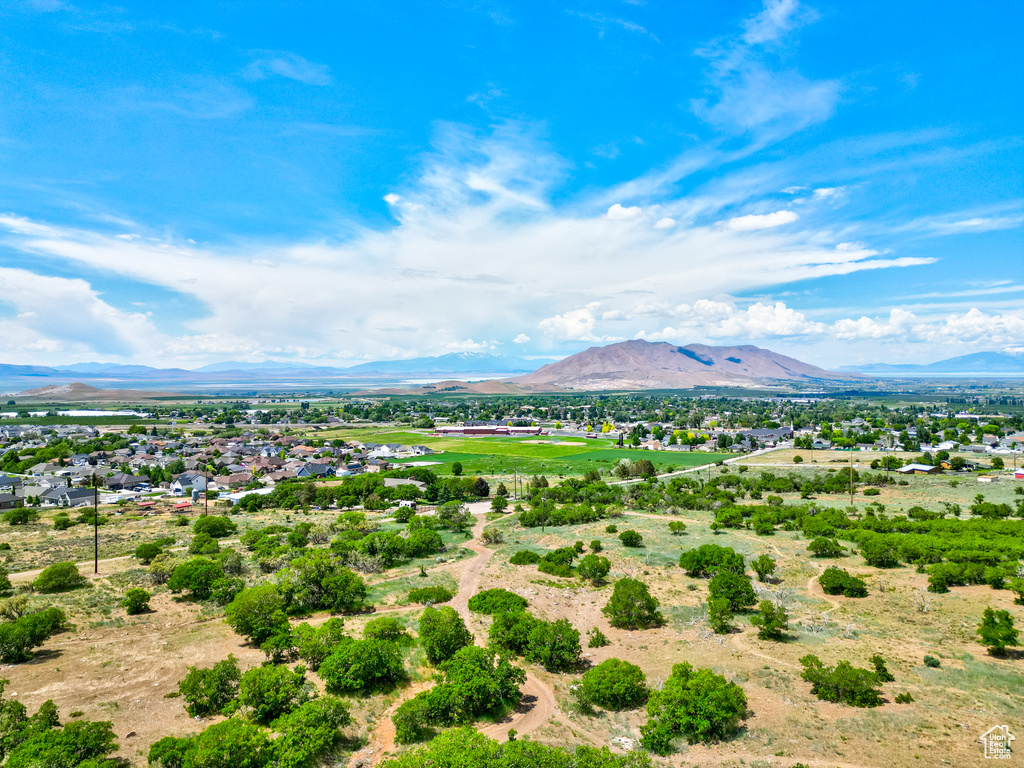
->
399, 340, 862, 394
844, 351, 1024, 375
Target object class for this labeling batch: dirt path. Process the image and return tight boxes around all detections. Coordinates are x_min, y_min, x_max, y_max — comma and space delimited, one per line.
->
367, 502, 560, 763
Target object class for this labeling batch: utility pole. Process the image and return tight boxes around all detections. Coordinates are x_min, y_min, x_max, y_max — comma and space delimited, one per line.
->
93, 473, 99, 574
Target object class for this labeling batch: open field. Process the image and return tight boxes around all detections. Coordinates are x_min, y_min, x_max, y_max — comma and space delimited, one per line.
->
3, 461, 1023, 767
323, 426, 731, 478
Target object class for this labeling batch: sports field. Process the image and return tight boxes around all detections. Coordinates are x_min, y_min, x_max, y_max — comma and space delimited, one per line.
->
323, 426, 729, 478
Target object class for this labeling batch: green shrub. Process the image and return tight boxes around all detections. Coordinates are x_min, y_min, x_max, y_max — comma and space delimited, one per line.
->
750, 554, 776, 582
319, 638, 406, 694
923, 655, 940, 668
238, 663, 311, 724
509, 550, 542, 565
895, 691, 914, 703
576, 554, 611, 584
525, 617, 581, 672
977, 607, 1020, 655
708, 571, 757, 612
407, 585, 454, 604
819, 567, 867, 598
870, 654, 895, 682
224, 585, 290, 646
618, 530, 643, 547
589, 539, 602, 552
604, 524, 618, 533
467, 588, 528, 614
134, 542, 163, 564
193, 515, 238, 538
178, 655, 241, 717
750, 600, 788, 640
364, 616, 412, 644
587, 627, 609, 648
603, 578, 663, 630
799, 654, 882, 707
122, 588, 151, 615
707, 597, 733, 634
419, 606, 472, 664
488, 610, 539, 656
271, 696, 351, 767
188, 532, 220, 555
32, 562, 86, 594
292, 618, 346, 670
167, 558, 224, 600
641, 662, 748, 752
807, 537, 845, 558
679, 544, 744, 577
0, 608, 66, 663
581, 658, 648, 710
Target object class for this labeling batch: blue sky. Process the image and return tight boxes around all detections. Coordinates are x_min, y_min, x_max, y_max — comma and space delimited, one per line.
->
0, 0, 1021, 369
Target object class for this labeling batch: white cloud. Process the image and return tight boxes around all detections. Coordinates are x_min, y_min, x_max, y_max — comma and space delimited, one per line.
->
927, 216, 1024, 235
833, 308, 917, 339
606, 203, 643, 220
644, 300, 826, 340
539, 303, 607, 342
653, 217, 676, 229
742, 0, 815, 44
725, 210, 798, 231
245, 52, 332, 86
693, 0, 839, 140
0, 123, 941, 366
441, 338, 497, 352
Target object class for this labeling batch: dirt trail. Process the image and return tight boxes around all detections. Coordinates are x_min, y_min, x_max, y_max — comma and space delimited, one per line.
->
367, 502, 560, 763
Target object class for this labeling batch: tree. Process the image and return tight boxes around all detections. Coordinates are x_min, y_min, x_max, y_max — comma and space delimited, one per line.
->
472, 477, 490, 497
238, 664, 311, 725
870, 654, 895, 682
679, 544, 744, 577
488, 610, 539, 656
272, 696, 351, 768
122, 588, 151, 615
5, 719, 118, 768
750, 554, 776, 582
281, 551, 366, 614
819, 567, 867, 598
618, 530, 643, 548
419, 606, 473, 664
668, 521, 687, 536
750, 601, 788, 640
977, 607, 1020, 655
381, 727, 654, 768
603, 578, 663, 630
0, 565, 11, 595
134, 542, 163, 564
580, 659, 648, 710
32, 562, 86, 594
178, 655, 241, 717
193, 515, 238, 538
364, 616, 412, 644
151, 719, 272, 768
451, 462, 463, 477
168, 558, 224, 601
576, 554, 611, 585
991, 457, 1005, 470
707, 598, 733, 634
751, 512, 775, 536
0, 608, 67, 663
225, 585, 290, 646
292, 618, 347, 671
1009, 577, 1024, 605
641, 662, 749, 753
799, 654, 882, 707
490, 496, 508, 513
435, 501, 472, 532
708, 571, 757, 612
807, 537, 845, 558
319, 638, 406, 694
525, 617, 581, 672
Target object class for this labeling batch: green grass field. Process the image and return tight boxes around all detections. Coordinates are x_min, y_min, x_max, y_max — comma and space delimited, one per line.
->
326, 426, 729, 478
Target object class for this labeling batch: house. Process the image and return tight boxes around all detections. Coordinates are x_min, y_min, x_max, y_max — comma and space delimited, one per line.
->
43, 487, 98, 508
0, 493, 22, 510
897, 463, 941, 475
0, 475, 22, 493
170, 472, 208, 495
295, 463, 335, 478
1014, 469, 1024, 480
104, 472, 149, 491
